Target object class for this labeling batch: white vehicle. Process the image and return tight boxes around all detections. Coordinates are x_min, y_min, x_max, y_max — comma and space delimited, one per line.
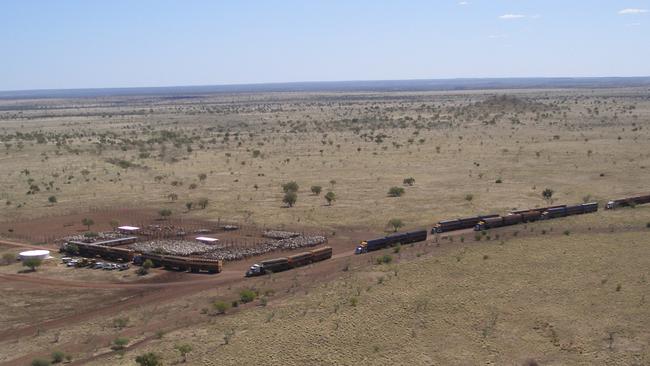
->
61, 257, 72, 263
93, 262, 105, 269
66, 259, 79, 267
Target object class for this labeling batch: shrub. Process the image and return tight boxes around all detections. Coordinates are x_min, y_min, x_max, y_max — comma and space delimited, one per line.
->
464, 193, 474, 202
213, 301, 229, 314
1, 252, 15, 265
135, 352, 161, 366
403, 177, 415, 186
324, 191, 336, 205
350, 297, 358, 306
393, 244, 401, 254
563, 230, 570, 236
495, 178, 502, 183
48, 196, 57, 204
240, 289, 257, 303
175, 344, 193, 363
646, 222, 650, 228
376, 254, 393, 265
388, 186, 405, 197
542, 188, 554, 202
158, 208, 172, 219
112, 337, 129, 350
51, 351, 65, 363
31, 359, 50, 366
310, 185, 322, 195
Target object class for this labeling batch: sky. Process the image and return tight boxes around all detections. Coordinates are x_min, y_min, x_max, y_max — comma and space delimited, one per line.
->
0, 0, 649, 91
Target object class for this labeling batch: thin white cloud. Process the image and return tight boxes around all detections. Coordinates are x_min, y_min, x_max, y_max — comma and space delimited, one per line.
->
625, 22, 642, 26
488, 34, 508, 39
618, 8, 648, 14
499, 14, 525, 19
458, 1, 469, 5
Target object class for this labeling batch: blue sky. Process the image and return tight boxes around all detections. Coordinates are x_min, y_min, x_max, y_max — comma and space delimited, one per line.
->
0, 0, 648, 90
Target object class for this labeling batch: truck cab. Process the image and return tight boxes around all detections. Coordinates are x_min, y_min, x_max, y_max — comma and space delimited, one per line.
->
605, 201, 615, 209
245, 263, 264, 277
354, 241, 368, 255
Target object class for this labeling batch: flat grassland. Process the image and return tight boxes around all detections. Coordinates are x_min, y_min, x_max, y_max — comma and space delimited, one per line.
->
0, 87, 649, 365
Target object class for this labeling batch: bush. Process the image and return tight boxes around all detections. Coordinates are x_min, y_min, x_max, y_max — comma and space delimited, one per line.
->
376, 254, 393, 265
1, 252, 15, 265
387, 218, 404, 232
112, 337, 129, 350
240, 289, 257, 303
135, 352, 161, 366
310, 185, 322, 195
393, 244, 401, 254
350, 297, 358, 306
403, 177, 415, 186
388, 186, 405, 197
31, 359, 51, 366
495, 178, 502, 183
213, 301, 230, 314
646, 222, 650, 228
563, 230, 570, 236
324, 191, 336, 205
51, 351, 65, 363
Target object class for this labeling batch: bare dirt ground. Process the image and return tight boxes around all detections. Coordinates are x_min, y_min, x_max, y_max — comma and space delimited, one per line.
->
1, 88, 649, 365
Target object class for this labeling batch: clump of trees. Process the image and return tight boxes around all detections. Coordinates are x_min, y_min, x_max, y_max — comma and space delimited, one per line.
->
325, 191, 336, 205
23, 257, 42, 272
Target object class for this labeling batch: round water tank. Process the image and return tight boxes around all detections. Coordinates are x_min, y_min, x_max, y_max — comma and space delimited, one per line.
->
19, 250, 51, 263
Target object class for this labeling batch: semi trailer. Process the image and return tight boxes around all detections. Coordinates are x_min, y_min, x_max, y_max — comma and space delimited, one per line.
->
245, 246, 333, 277
355, 230, 427, 254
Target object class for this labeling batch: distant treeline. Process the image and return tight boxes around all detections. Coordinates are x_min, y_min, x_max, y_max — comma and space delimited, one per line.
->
2, 77, 650, 100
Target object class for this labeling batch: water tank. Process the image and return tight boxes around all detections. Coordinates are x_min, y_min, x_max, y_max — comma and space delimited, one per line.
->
19, 250, 51, 263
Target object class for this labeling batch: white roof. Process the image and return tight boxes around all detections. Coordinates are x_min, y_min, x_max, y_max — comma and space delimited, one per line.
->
118, 226, 140, 231
20, 250, 50, 256
196, 236, 219, 242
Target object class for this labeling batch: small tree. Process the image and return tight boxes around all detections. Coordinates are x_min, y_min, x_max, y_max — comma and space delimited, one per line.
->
82, 218, 94, 231
310, 185, 322, 195
542, 188, 554, 202
158, 209, 172, 219
283, 191, 297, 207
325, 191, 336, 205
388, 218, 404, 232
282, 181, 299, 193
197, 198, 209, 209
168, 193, 178, 201
2, 252, 15, 265
388, 186, 405, 197
109, 219, 119, 230
198, 173, 207, 182
135, 352, 161, 366
465, 193, 474, 202
175, 344, 193, 363
403, 177, 415, 186
48, 196, 57, 204
23, 258, 42, 272
185, 202, 193, 211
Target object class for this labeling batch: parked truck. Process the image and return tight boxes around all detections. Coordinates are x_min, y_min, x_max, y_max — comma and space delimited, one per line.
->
355, 230, 427, 254
245, 246, 333, 277
541, 202, 598, 219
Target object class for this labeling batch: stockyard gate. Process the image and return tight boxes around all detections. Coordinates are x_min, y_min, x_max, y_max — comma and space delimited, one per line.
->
1, 205, 328, 274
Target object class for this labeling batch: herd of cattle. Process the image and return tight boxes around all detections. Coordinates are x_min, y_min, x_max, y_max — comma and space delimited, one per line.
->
60, 194, 648, 277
